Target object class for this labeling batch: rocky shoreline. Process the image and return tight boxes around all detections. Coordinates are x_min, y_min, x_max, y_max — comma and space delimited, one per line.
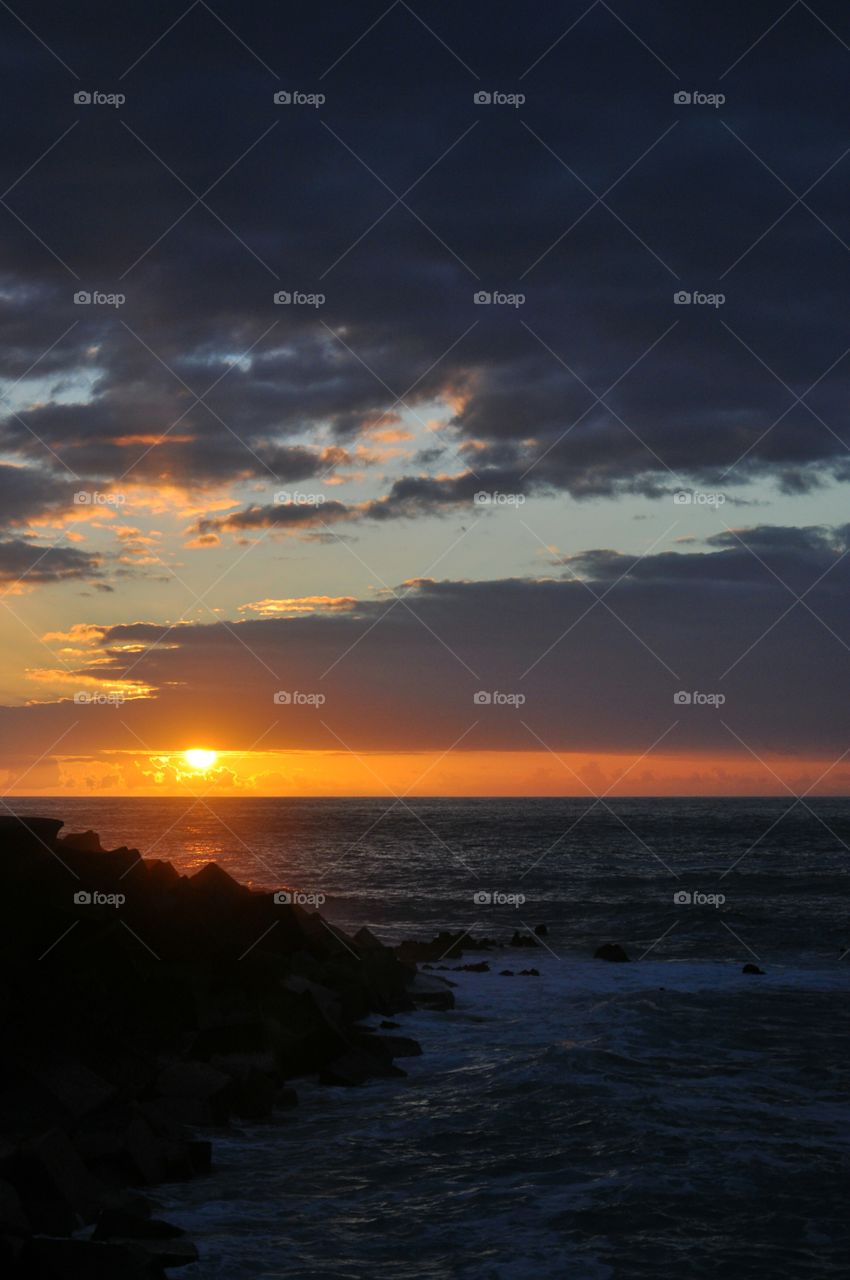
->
0, 815, 462, 1279
0, 814, 612, 1276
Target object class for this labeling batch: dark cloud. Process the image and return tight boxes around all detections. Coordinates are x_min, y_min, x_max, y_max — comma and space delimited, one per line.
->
0, 538, 103, 585
6, 523, 849, 758
2, 1, 850, 515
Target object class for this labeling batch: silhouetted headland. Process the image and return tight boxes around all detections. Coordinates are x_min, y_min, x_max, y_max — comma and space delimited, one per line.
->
0, 815, 457, 1278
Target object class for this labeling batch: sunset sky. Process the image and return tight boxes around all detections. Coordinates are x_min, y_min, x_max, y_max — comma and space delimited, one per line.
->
2, 0, 850, 796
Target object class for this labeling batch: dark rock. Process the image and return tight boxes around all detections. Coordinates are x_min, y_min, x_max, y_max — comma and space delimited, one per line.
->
93, 1208, 184, 1241
0, 815, 63, 853
358, 1034, 422, 1059
452, 961, 490, 972
518, 968, 540, 976
34, 1061, 116, 1119
409, 973, 455, 1009
186, 1141, 212, 1175
0, 1178, 30, 1236
274, 1086, 299, 1109
58, 830, 105, 854
499, 970, 515, 976
319, 1049, 406, 1087
229, 1067, 276, 1120
18, 1128, 102, 1221
594, 943, 630, 963
379, 1020, 400, 1029
508, 931, 539, 948
156, 1062, 231, 1103
120, 1114, 168, 1186
20, 1236, 165, 1279
353, 926, 386, 952
533, 923, 548, 937
742, 963, 765, 975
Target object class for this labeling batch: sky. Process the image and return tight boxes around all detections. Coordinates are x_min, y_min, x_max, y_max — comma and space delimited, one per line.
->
1, 0, 850, 796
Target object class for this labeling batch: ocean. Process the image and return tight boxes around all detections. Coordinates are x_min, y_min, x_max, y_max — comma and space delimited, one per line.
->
10, 797, 850, 1276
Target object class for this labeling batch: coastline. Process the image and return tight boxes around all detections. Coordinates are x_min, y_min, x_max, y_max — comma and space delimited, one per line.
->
0, 815, 459, 1278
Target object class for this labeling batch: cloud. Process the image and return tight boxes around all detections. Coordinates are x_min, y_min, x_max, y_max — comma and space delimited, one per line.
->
0, 538, 104, 588
3, 0, 850, 530
5, 524, 849, 760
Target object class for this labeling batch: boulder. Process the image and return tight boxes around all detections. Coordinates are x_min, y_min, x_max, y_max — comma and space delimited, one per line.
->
34, 1061, 116, 1119
353, 926, 386, 952
508, 931, 538, 948
594, 943, 630, 963
228, 1067, 276, 1121
93, 1207, 184, 1241
0, 816, 64, 851
452, 961, 490, 972
19, 1236, 164, 1278
742, 963, 765, 975
0, 1177, 30, 1236
533, 923, 548, 937
18, 1127, 102, 1221
518, 968, 540, 976
409, 973, 455, 1010
499, 970, 515, 976
58, 830, 105, 854
319, 1049, 405, 1087
156, 1062, 231, 1103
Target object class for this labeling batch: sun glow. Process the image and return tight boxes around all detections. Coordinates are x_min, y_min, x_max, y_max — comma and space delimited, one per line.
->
183, 748, 218, 771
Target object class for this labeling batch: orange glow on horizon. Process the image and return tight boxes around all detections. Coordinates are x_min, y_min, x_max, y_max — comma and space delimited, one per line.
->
1, 748, 848, 798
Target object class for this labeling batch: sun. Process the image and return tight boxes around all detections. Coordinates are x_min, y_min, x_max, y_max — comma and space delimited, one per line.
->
183, 748, 218, 771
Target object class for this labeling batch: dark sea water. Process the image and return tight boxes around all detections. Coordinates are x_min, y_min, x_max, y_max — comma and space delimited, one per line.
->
11, 798, 850, 1277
